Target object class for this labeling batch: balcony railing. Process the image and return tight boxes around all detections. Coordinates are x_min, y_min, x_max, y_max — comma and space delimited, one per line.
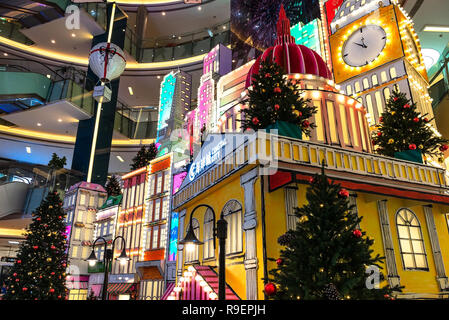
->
0, 19, 33, 45
173, 133, 448, 209
429, 50, 449, 109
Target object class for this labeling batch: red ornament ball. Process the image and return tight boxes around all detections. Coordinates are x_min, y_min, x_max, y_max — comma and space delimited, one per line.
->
377, 132, 382, 136
308, 177, 314, 184
252, 117, 260, 125
264, 283, 277, 296
33, 246, 38, 250
338, 189, 349, 198
274, 87, 282, 93
424, 117, 429, 122
353, 229, 362, 238
413, 117, 419, 122
15, 279, 19, 282
274, 104, 280, 111
22, 287, 28, 291
265, 73, 271, 78
409, 144, 417, 150
440, 145, 449, 151
49, 288, 55, 293
36, 218, 41, 221
51, 272, 55, 275
403, 104, 410, 109
276, 258, 284, 266
58, 216, 62, 219
302, 120, 310, 128
13, 273, 17, 277
17, 260, 21, 264
393, 97, 398, 101
379, 116, 383, 122
51, 245, 56, 250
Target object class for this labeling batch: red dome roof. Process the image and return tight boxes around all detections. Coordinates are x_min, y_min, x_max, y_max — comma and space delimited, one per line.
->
245, 6, 332, 88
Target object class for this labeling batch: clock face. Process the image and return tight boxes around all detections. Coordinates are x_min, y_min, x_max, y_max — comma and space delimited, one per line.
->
342, 25, 387, 67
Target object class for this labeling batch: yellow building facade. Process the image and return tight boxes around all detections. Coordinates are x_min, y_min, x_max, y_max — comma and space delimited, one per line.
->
169, 132, 449, 300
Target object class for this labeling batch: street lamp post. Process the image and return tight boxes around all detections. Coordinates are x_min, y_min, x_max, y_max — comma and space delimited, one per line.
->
179, 204, 227, 300
86, 235, 130, 300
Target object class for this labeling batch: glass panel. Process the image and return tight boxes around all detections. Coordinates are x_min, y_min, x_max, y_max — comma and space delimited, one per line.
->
415, 255, 427, 268
409, 226, 421, 239
349, 107, 359, 147
339, 105, 350, 145
412, 240, 424, 254
400, 239, 412, 252
403, 253, 414, 268
355, 82, 361, 92
313, 100, 324, 141
397, 225, 409, 238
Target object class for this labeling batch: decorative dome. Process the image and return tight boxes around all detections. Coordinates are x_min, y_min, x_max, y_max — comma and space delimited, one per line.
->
245, 5, 332, 88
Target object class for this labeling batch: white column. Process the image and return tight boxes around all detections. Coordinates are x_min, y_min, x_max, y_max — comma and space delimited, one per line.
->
240, 168, 259, 300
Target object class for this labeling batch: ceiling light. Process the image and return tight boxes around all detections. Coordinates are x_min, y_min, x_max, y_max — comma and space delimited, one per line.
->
46, 74, 51, 78
26, 146, 31, 154
58, 118, 62, 122
157, 75, 161, 79
421, 48, 441, 70
71, 33, 76, 37
8, 241, 19, 245
128, 87, 134, 95
162, 11, 166, 15
117, 155, 124, 162
223, 25, 226, 30
198, 6, 202, 10
3, 52, 7, 56
423, 25, 449, 33
51, 39, 56, 44
37, 123, 42, 126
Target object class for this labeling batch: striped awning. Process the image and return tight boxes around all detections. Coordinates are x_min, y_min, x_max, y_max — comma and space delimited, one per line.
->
107, 283, 136, 295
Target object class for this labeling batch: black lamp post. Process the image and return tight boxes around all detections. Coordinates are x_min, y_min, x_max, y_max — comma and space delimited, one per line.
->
179, 204, 227, 300
86, 235, 129, 300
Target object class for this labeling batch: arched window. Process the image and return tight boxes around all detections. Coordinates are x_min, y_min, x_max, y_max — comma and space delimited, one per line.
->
222, 200, 243, 255
372, 74, 379, 86
346, 84, 353, 96
381, 71, 388, 83
203, 209, 215, 259
396, 209, 428, 270
185, 218, 199, 263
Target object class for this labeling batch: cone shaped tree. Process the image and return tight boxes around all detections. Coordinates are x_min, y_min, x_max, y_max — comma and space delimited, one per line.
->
372, 90, 448, 161
130, 143, 158, 171
105, 175, 122, 197
241, 59, 317, 135
3, 191, 68, 300
267, 165, 399, 300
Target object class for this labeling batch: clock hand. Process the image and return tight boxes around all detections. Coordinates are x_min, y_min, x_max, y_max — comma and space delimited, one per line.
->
360, 37, 368, 48
354, 42, 367, 48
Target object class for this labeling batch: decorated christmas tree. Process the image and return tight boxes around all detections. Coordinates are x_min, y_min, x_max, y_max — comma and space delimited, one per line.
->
47, 153, 67, 170
105, 175, 122, 197
266, 165, 398, 300
130, 143, 158, 170
240, 59, 317, 137
372, 90, 448, 163
3, 191, 68, 300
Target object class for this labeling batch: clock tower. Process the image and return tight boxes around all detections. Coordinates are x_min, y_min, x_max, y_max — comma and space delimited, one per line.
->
328, 0, 434, 127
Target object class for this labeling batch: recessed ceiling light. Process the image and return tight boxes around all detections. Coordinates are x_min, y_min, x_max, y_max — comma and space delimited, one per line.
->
198, 6, 202, 10
423, 25, 449, 32
162, 11, 166, 15
8, 241, 19, 245
26, 146, 31, 154
58, 118, 62, 122
71, 33, 76, 37
128, 87, 134, 95
117, 155, 124, 162
3, 52, 8, 56
51, 39, 56, 44
37, 123, 42, 126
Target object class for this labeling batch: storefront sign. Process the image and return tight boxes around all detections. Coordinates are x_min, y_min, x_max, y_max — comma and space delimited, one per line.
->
188, 138, 227, 181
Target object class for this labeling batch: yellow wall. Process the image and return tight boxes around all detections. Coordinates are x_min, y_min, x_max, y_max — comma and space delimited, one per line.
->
178, 168, 449, 298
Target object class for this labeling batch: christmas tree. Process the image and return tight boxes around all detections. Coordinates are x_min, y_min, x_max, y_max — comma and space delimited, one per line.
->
105, 175, 122, 197
240, 59, 317, 135
266, 165, 398, 300
372, 90, 448, 161
130, 143, 158, 170
48, 153, 67, 170
3, 191, 68, 300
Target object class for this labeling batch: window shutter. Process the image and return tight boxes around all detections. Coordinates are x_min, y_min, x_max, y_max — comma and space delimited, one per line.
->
284, 186, 298, 231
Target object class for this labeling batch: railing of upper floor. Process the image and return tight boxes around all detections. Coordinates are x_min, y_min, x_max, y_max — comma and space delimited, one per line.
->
0, 2, 230, 64
173, 132, 449, 208
0, 60, 157, 140
429, 48, 449, 109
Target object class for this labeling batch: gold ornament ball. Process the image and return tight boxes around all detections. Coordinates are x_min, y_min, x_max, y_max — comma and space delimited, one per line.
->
391, 111, 396, 115
47, 258, 52, 262
319, 204, 324, 208
388, 139, 394, 144
49, 205, 53, 209
418, 144, 423, 149
293, 110, 300, 116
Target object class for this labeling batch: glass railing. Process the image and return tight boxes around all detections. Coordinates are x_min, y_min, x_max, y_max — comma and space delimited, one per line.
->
114, 103, 157, 139
429, 47, 449, 109
48, 79, 95, 115
0, 19, 34, 45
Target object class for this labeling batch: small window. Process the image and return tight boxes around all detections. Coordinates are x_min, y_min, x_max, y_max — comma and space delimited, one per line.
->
381, 71, 388, 83
363, 78, 370, 90
346, 85, 353, 96
222, 200, 243, 255
203, 209, 215, 259
375, 91, 384, 117
366, 94, 375, 125
396, 209, 428, 270
354, 81, 361, 93
79, 193, 86, 206
383, 87, 391, 103
390, 67, 397, 79
372, 74, 378, 86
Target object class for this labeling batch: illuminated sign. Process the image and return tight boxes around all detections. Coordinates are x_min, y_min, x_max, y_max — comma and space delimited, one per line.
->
168, 211, 179, 261
173, 171, 187, 195
290, 19, 322, 55
188, 138, 227, 181
157, 72, 177, 134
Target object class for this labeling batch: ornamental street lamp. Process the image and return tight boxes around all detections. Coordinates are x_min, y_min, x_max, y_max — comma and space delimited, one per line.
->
86, 235, 129, 300
179, 204, 227, 300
